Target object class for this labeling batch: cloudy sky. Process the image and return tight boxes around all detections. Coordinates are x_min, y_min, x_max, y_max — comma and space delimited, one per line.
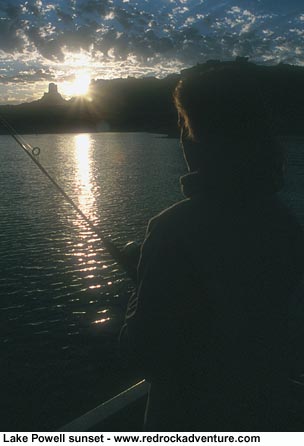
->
0, 0, 303, 104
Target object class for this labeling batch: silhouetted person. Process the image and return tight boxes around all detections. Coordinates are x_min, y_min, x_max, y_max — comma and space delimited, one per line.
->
122, 66, 304, 431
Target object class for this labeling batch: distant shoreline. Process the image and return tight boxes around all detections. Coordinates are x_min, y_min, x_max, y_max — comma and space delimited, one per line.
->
1, 130, 303, 140
0, 129, 180, 138
1, 60, 304, 140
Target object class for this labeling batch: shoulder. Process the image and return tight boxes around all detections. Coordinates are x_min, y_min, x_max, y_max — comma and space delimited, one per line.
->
269, 196, 303, 237
138, 198, 198, 267
147, 197, 197, 236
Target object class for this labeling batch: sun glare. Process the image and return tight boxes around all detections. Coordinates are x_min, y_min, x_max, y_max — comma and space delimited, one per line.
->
61, 72, 91, 98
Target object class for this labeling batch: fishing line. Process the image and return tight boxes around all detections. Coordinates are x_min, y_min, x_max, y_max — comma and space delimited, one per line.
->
0, 115, 137, 282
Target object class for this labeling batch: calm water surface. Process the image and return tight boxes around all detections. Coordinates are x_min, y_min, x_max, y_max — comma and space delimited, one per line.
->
0, 133, 185, 342
0, 132, 303, 429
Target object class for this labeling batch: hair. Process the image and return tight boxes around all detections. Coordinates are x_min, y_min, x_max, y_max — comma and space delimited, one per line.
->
173, 65, 285, 195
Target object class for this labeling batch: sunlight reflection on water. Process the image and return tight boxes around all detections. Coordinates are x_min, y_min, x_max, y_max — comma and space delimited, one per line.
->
0, 133, 303, 343
0, 132, 185, 342
74, 133, 96, 222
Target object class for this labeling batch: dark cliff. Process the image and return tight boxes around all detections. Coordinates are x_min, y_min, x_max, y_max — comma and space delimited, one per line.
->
0, 60, 304, 136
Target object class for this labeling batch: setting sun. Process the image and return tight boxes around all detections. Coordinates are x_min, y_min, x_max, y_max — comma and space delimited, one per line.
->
61, 72, 91, 98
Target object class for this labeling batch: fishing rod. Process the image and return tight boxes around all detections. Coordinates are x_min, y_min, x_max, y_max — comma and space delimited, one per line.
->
0, 116, 138, 282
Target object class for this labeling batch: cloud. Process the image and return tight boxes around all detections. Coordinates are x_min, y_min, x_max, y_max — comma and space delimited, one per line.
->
0, 1, 25, 53
0, 19, 25, 52
0, 0, 303, 64
78, 0, 109, 16
0, 68, 54, 84
55, 7, 74, 25
0, 0, 303, 103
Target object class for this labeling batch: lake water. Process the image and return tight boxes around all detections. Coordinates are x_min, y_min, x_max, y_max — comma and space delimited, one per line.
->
0, 132, 303, 430
0, 133, 186, 341
0, 132, 186, 430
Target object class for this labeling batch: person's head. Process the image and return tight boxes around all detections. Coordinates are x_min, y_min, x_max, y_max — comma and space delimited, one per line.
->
174, 65, 285, 196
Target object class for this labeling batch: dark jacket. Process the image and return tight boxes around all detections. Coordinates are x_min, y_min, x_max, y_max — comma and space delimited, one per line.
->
124, 172, 304, 431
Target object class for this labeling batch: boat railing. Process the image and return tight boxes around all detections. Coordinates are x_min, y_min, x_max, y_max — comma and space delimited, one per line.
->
59, 377, 304, 432
59, 380, 149, 432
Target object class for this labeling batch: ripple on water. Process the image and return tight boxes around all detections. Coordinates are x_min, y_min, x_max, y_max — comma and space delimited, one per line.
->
1, 134, 303, 346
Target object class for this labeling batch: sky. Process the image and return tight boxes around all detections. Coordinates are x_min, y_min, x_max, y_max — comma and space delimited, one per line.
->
0, 0, 303, 104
